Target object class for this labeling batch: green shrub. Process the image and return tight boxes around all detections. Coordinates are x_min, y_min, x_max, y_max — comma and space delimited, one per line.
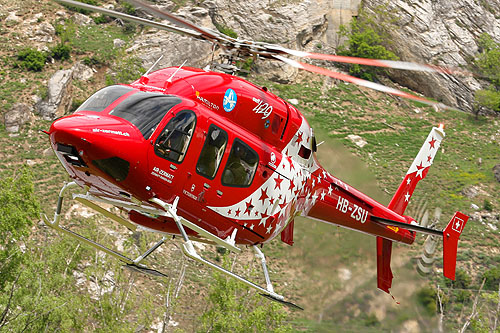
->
105, 56, 145, 85
483, 199, 493, 211
120, 2, 137, 16
62, 0, 99, 15
15, 48, 47, 71
474, 33, 500, 113
416, 286, 437, 315
337, 7, 398, 81
49, 43, 71, 61
54, 20, 76, 44
445, 268, 472, 289
214, 22, 238, 39
92, 14, 110, 25
482, 265, 500, 290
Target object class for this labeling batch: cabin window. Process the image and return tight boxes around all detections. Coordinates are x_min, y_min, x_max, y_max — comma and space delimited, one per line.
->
222, 139, 259, 187
298, 144, 312, 160
271, 114, 282, 134
110, 92, 181, 139
155, 110, 196, 163
77, 85, 134, 113
196, 125, 228, 179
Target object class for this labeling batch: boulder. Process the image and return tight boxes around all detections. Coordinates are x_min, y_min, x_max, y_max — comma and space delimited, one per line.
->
493, 164, 500, 183
347, 134, 368, 148
36, 69, 73, 120
4, 103, 33, 133
72, 61, 94, 81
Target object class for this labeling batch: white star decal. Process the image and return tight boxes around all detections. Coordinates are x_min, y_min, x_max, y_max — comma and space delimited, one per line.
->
259, 218, 267, 227
404, 193, 410, 202
311, 193, 318, 205
320, 191, 326, 201
250, 224, 254, 230
266, 225, 273, 234
406, 177, 411, 185
276, 220, 283, 231
328, 186, 333, 195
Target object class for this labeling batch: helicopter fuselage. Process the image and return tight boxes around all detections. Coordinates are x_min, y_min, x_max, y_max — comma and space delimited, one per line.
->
49, 66, 415, 246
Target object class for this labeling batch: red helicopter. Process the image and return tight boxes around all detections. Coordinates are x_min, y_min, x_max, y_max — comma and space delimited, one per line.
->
44, 0, 469, 309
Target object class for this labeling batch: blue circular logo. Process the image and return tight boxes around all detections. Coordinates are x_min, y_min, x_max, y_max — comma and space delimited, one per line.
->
223, 88, 237, 113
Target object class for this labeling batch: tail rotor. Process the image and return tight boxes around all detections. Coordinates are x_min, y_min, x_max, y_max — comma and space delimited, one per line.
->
416, 207, 441, 276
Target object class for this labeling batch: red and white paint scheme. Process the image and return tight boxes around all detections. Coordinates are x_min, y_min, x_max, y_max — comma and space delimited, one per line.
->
45, 0, 470, 309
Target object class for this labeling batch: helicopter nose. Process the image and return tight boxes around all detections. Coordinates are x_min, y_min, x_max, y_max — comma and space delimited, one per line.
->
49, 115, 92, 167
49, 114, 138, 183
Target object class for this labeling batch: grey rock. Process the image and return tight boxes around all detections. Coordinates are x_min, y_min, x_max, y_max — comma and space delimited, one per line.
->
36, 69, 73, 120
113, 38, 126, 49
493, 164, 500, 183
4, 103, 33, 133
6, 11, 21, 24
363, 0, 500, 112
126, 0, 334, 83
73, 12, 94, 26
347, 134, 368, 148
72, 61, 94, 81
31, 22, 56, 43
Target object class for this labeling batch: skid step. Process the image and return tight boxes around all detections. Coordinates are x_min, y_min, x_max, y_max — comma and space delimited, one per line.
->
124, 263, 168, 278
260, 293, 303, 311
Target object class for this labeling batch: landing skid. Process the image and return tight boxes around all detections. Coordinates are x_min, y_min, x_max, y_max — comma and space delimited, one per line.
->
152, 197, 302, 310
43, 182, 302, 310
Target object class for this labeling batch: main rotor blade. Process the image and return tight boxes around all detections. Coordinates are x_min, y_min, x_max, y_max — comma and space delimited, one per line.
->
267, 45, 468, 76
124, 0, 227, 42
274, 55, 459, 111
54, 0, 203, 40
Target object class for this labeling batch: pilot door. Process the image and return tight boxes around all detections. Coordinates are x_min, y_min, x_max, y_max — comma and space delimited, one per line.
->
182, 122, 228, 206
147, 109, 197, 199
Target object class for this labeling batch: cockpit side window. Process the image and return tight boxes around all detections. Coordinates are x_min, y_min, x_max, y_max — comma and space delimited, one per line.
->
76, 85, 134, 113
222, 139, 259, 187
154, 110, 196, 163
196, 125, 228, 179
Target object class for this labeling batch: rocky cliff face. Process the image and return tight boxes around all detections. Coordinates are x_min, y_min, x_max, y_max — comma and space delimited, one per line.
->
129, 0, 334, 82
362, 0, 500, 112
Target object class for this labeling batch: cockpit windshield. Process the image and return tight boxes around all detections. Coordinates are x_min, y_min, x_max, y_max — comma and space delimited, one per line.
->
109, 91, 182, 140
76, 85, 133, 113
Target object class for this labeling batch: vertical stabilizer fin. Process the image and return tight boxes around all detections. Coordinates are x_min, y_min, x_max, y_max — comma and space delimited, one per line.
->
388, 125, 445, 215
376, 236, 394, 294
443, 212, 469, 280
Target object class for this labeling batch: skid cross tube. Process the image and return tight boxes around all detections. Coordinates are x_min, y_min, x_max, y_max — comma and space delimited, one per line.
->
150, 197, 241, 253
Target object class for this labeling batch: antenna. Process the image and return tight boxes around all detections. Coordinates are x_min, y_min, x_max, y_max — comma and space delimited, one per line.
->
167, 60, 187, 83
144, 55, 164, 77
